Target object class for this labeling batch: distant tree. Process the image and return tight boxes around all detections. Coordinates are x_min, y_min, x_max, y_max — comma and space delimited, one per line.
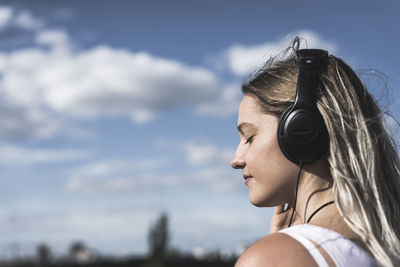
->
69, 241, 92, 263
6, 242, 21, 260
69, 241, 86, 256
166, 246, 182, 260
148, 212, 170, 259
36, 242, 52, 263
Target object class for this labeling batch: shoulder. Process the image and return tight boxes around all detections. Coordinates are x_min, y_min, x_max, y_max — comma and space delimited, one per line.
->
235, 232, 319, 267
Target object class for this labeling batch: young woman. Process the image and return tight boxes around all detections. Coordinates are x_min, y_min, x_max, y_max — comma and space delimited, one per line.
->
230, 37, 400, 266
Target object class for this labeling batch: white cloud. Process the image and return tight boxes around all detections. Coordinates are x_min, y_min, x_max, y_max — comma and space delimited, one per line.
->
0, 27, 238, 139
0, 14, 340, 141
191, 166, 240, 193
195, 83, 241, 117
74, 158, 164, 177
65, 157, 169, 193
40, 46, 222, 122
0, 6, 13, 29
36, 29, 70, 49
0, 102, 61, 139
0, 208, 157, 255
182, 140, 234, 166
158, 138, 235, 166
0, 9, 243, 140
13, 10, 43, 30
65, 156, 240, 194
210, 30, 337, 76
0, 144, 92, 165
0, 6, 43, 31
66, 174, 161, 193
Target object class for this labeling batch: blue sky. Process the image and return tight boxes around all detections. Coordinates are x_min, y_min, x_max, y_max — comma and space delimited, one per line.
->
0, 0, 399, 258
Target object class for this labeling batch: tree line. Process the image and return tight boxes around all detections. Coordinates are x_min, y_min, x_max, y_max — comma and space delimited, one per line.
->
0, 212, 238, 267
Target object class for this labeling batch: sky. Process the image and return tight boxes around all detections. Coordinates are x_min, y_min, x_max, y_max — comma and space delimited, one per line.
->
0, 0, 399, 259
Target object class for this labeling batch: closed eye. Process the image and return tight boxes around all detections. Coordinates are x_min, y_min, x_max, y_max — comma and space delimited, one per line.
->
244, 135, 255, 144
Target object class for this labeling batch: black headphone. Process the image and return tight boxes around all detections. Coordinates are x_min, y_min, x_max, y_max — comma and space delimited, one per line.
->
277, 49, 329, 165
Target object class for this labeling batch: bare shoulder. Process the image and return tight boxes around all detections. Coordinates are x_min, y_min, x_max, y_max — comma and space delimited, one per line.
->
235, 232, 319, 267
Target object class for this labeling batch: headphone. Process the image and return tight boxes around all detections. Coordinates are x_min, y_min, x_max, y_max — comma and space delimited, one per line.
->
277, 49, 330, 165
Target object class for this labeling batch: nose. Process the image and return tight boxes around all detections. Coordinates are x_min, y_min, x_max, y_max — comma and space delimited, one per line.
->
230, 148, 246, 169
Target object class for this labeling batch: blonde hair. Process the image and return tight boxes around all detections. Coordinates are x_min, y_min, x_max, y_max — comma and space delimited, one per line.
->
242, 37, 400, 266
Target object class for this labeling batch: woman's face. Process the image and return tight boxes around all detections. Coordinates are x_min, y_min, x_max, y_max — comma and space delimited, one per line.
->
230, 95, 299, 207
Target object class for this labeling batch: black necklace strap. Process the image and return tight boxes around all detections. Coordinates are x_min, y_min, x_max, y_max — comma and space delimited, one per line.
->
306, 200, 335, 223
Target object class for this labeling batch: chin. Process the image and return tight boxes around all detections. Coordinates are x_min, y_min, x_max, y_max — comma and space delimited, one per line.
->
249, 193, 281, 207
249, 196, 273, 207
251, 201, 267, 207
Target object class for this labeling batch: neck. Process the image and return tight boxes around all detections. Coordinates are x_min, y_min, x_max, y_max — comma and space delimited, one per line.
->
291, 158, 338, 225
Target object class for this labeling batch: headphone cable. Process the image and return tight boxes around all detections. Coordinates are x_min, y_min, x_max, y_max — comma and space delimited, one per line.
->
288, 160, 304, 227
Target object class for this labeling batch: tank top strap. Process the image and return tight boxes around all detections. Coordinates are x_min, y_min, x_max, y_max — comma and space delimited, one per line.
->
279, 224, 378, 267
279, 227, 329, 267
279, 228, 329, 267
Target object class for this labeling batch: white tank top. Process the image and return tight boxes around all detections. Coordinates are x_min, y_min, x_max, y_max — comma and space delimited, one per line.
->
279, 224, 378, 267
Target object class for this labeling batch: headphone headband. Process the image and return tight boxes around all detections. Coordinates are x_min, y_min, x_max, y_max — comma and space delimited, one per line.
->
293, 49, 328, 110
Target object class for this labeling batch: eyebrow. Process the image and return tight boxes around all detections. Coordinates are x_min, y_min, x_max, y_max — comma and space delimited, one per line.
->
237, 122, 256, 136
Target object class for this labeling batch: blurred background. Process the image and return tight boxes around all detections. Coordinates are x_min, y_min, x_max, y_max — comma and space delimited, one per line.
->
0, 0, 399, 265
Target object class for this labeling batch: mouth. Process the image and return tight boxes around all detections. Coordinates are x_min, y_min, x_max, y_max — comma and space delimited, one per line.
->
243, 175, 253, 181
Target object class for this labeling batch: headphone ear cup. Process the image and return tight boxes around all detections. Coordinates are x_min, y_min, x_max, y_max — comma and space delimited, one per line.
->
277, 105, 295, 162
277, 107, 329, 164
277, 105, 293, 145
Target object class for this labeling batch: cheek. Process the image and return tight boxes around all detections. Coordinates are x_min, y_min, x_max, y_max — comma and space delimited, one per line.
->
245, 137, 298, 205
247, 136, 284, 173
247, 141, 285, 181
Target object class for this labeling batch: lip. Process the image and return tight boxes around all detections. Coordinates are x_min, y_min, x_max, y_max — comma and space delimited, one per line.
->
243, 175, 253, 185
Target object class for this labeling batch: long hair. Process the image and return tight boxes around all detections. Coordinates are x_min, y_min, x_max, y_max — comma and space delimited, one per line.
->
241, 37, 400, 266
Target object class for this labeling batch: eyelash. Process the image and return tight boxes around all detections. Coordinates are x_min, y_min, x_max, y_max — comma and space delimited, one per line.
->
244, 135, 255, 144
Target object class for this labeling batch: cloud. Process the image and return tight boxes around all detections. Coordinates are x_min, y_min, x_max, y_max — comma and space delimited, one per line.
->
195, 83, 241, 117
0, 8, 244, 140
0, 6, 13, 29
0, 102, 61, 139
65, 157, 168, 193
0, 25, 239, 139
0, 6, 43, 31
13, 10, 43, 30
72, 158, 165, 177
65, 168, 237, 194
37, 45, 222, 122
158, 138, 235, 166
182, 140, 234, 166
0, 208, 157, 255
0, 13, 339, 142
210, 30, 337, 76
36, 29, 70, 49
0, 144, 92, 165
65, 156, 240, 194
